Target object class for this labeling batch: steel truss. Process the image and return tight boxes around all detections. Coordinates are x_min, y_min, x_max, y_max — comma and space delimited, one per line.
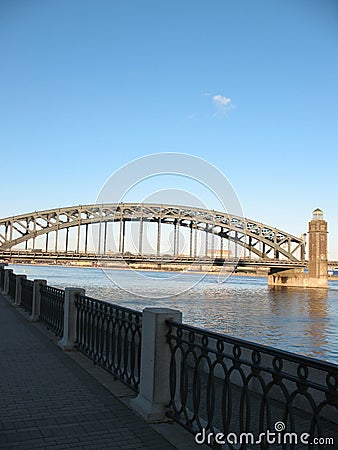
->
0, 203, 305, 261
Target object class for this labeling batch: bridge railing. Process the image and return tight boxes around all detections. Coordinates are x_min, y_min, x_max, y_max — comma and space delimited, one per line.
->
75, 295, 142, 392
40, 285, 65, 337
166, 320, 338, 448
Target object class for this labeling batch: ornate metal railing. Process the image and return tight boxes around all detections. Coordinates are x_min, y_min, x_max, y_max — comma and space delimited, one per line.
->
166, 321, 338, 449
8, 272, 16, 299
21, 278, 34, 314
75, 295, 142, 391
40, 285, 65, 336
0, 266, 5, 291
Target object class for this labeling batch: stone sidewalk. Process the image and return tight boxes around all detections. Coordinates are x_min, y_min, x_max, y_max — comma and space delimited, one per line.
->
0, 293, 201, 450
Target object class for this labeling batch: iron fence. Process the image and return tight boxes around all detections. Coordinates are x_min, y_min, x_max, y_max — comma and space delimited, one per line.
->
0, 267, 5, 291
40, 285, 65, 336
75, 295, 142, 391
21, 278, 34, 314
8, 272, 16, 299
166, 321, 338, 449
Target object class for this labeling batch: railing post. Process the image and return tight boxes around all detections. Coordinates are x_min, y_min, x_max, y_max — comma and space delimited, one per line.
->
14, 275, 27, 307
30, 279, 47, 321
3, 269, 13, 295
130, 307, 182, 423
58, 288, 85, 351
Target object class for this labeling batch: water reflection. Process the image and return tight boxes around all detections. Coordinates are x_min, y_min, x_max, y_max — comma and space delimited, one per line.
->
305, 289, 329, 359
268, 287, 330, 360
9, 264, 338, 364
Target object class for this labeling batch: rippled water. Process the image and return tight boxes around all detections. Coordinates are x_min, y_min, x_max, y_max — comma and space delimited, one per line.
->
10, 264, 338, 364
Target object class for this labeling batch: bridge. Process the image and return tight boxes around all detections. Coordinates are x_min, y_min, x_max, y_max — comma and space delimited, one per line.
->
0, 203, 306, 267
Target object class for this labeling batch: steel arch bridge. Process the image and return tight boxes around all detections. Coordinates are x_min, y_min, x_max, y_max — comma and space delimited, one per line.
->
0, 203, 305, 262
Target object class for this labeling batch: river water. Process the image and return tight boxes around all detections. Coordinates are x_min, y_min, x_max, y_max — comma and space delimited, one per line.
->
10, 264, 338, 365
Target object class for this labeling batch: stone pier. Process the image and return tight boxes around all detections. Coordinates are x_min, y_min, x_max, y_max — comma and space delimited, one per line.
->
268, 208, 328, 289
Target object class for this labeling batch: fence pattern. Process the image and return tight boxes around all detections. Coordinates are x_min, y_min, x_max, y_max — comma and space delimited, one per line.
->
20, 278, 34, 314
166, 321, 338, 449
40, 285, 65, 336
0, 266, 5, 291
8, 272, 16, 299
75, 295, 142, 391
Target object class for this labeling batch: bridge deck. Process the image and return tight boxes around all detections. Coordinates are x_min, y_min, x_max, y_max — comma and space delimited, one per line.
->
0, 250, 308, 269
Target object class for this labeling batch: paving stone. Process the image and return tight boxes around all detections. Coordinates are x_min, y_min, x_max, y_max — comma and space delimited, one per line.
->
0, 294, 177, 450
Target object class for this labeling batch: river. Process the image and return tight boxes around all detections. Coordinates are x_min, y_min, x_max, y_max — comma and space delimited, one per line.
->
9, 264, 338, 365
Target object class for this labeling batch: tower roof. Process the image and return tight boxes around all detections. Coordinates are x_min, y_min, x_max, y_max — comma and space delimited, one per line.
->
313, 208, 323, 214
312, 208, 324, 220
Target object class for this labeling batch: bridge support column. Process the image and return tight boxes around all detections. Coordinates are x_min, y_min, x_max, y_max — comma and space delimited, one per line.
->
220, 228, 224, 259
139, 218, 143, 255
189, 222, 193, 257
119, 219, 125, 255
176, 221, 180, 256
173, 220, 177, 256
98, 218, 102, 255
14, 275, 27, 307
77, 217, 81, 254
157, 219, 161, 257
55, 214, 59, 252
58, 288, 85, 351
211, 225, 215, 259
30, 279, 47, 321
130, 308, 182, 422
85, 223, 89, 254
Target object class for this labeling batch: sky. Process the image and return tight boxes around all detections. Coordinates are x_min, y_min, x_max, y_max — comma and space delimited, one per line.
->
0, 0, 337, 258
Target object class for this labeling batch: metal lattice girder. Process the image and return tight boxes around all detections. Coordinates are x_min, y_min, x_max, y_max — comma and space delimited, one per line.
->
0, 203, 305, 261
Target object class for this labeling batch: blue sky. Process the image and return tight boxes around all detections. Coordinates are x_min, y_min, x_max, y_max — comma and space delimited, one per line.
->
0, 0, 337, 258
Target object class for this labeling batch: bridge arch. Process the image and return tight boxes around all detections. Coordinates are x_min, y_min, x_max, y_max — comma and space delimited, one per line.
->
0, 203, 305, 261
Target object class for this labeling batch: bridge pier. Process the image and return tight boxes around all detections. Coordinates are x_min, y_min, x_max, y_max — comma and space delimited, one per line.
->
268, 268, 328, 288
268, 209, 328, 289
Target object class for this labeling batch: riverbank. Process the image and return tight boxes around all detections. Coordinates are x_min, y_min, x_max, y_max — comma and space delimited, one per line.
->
7, 260, 271, 277
6, 260, 338, 280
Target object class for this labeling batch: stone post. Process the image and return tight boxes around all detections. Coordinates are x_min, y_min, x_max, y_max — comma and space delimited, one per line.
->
14, 275, 27, 307
30, 279, 47, 321
58, 288, 85, 351
130, 307, 182, 423
3, 269, 13, 296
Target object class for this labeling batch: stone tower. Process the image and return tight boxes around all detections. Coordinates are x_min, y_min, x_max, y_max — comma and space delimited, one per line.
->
308, 208, 328, 279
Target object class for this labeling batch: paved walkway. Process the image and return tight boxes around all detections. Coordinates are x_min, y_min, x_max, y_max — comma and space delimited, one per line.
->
0, 294, 180, 450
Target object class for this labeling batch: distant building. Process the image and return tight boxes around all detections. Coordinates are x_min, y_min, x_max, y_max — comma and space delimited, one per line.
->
207, 249, 232, 258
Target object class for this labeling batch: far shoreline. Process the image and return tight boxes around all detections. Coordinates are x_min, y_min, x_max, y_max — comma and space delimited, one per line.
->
7, 261, 269, 277
6, 261, 338, 281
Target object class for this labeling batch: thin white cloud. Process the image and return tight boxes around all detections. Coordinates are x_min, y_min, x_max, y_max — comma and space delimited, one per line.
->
212, 94, 235, 115
213, 94, 232, 106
